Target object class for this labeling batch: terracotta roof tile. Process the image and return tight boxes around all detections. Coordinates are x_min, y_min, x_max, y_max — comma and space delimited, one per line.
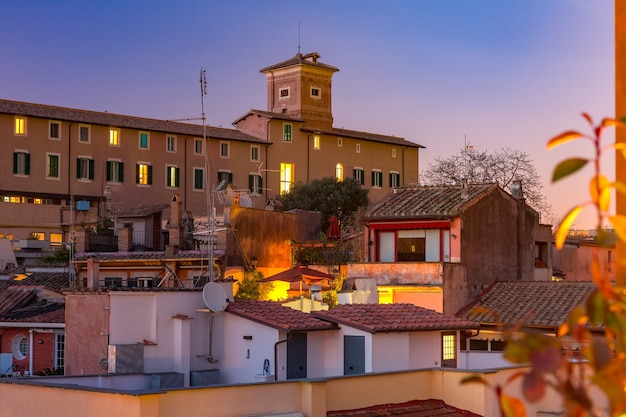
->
73, 250, 220, 262
457, 281, 597, 329
233, 109, 304, 124
0, 272, 70, 292
114, 203, 170, 218
311, 304, 477, 333
302, 127, 423, 149
327, 399, 481, 417
0, 98, 264, 143
225, 300, 337, 332
364, 184, 498, 220
260, 52, 339, 73
0, 287, 65, 323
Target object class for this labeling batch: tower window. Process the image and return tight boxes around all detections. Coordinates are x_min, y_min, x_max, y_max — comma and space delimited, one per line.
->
279, 87, 290, 98
311, 87, 321, 99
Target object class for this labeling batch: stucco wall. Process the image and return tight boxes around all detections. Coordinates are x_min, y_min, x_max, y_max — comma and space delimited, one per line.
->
227, 206, 321, 269
347, 262, 443, 286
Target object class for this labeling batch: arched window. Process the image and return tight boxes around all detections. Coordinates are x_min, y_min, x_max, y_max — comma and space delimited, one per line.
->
335, 163, 344, 181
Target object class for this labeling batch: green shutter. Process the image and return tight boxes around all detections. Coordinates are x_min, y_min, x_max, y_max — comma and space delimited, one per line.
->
248, 174, 254, 192
228, 172, 233, 184
13, 153, 18, 174
51, 155, 58, 177
259, 175, 263, 192
119, 162, 124, 182
166, 167, 172, 187
195, 169, 203, 189
371, 171, 375, 186
136, 164, 140, 184
25, 154, 30, 175
147, 165, 152, 185
88, 159, 95, 180
175, 167, 180, 187
106, 161, 112, 181
77, 158, 82, 179
389, 173, 392, 187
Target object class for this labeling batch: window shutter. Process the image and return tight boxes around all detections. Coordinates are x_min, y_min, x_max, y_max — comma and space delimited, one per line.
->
88, 159, 95, 180
106, 162, 112, 181
248, 174, 254, 192
228, 172, 233, 184
175, 168, 180, 187
118, 162, 124, 182
51, 155, 58, 176
389, 173, 392, 187
371, 171, 375, 186
147, 165, 152, 185
397, 173, 400, 186
77, 158, 81, 179
13, 153, 17, 174
135, 164, 140, 184
25, 154, 30, 175
259, 175, 263, 192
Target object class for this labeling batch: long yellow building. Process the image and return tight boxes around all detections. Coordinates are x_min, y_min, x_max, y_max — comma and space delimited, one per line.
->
0, 51, 423, 243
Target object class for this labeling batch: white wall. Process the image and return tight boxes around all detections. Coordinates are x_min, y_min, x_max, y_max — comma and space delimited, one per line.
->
372, 333, 410, 372
220, 313, 279, 384
308, 330, 340, 378
409, 331, 441, 368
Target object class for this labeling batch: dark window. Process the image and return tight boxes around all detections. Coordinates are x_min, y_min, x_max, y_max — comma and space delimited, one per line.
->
76, 158, 95, 180
194, 169, 204, 190
50, 122, 60, 139
397, 237, 425, 261
104, 277, 122, 288
218, 170, 233, 184
490, 340, 507, 351
469, 339, 489, 351
13, 152, 30, 175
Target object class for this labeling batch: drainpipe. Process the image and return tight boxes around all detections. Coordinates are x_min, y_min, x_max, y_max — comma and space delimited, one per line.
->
273, 332, 293, 381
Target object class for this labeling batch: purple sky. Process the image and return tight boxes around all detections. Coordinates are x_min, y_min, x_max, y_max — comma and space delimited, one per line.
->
1, 0, 614, 229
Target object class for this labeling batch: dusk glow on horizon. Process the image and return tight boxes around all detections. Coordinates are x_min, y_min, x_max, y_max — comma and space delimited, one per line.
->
1, 0, 614, 229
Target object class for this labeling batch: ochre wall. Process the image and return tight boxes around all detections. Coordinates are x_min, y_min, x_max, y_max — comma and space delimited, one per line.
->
616, 0, 626, 284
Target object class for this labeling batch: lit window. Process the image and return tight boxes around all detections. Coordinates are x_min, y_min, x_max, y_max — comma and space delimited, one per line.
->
280, 163, 294, 194
106, 160, 124, 183
313, 135, 320, 150
50, 233, 63, 246
139, 132, 149, 149
14, 116, 26, 135
335, 163, 344, 181
392, 148, 397, 158
194, 138, 204, 155
279, 87, 289, 98
442, 333, 456, 361
166, 165, 180, 188
337, 138, 342, 147
13, 151, 30, 176
353, 168, 364, 185
372, 170, 383, 188
47, 153, 60, 179
109, 128, 120, 146
250, 145, 260, 162
49, 121, 61, 139
167, 136, 176, 152
220, 141, 230, 158
311, 87, 321, 98
193, 168, 204, 190
77, 157, 94, 180
356, 143, 361, 153
136, 163, 151, 185
283, 124, 292, 142
79, 125, 90, 143
218, 170, 233, 185
249, 173, 263, 195
389, 172, 400, 188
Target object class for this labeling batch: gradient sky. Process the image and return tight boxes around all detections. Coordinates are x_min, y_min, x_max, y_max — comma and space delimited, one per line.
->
0, 0, 614, 229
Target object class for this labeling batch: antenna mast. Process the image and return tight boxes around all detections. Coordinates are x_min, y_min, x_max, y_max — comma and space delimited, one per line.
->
199, 67, 215, 282
298, 20, 301, 54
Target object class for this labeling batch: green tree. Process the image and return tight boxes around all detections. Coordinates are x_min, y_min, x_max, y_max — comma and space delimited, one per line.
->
279, 177, 369, 233
235, 269, 270, 301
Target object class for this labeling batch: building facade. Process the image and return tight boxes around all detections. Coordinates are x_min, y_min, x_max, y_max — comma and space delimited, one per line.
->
0, 51, 423, 245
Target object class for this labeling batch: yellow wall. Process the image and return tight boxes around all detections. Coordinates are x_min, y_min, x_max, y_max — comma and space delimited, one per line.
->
616, 0, 626, 284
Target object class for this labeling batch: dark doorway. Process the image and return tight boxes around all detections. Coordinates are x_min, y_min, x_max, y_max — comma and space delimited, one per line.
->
344, 335, 365, 375
287, 333, 307, 379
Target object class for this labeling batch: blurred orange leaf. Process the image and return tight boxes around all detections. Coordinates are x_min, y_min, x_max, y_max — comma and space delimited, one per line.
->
601, 117, 626, 128
552, 158, 588, 182
555, 205, 584, 249
589, 175, 611, 211
500, 394, 526, 417
610, 215, 626, 243
547, 131, 584, 149
581, 112, 593, 125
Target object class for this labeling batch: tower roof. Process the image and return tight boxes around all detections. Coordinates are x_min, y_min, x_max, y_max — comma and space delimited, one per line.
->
260, 52, 339, 73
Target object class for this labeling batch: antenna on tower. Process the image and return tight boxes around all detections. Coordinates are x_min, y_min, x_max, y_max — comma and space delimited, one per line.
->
297, 20, 301, 54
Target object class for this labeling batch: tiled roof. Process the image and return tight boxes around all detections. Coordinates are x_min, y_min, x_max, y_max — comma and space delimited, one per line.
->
260, 52, 339, 73
457, 281, 597, 329
364, 183, 498, 220
114, 203, 170, 218
302, 127, 424, 149
0, 287, 64, 323
0, 98, 264, 143
0, 272, 70, 292
327, 399, 481, 417
311, 303, 478, 333
73, 250, 220, 262
225, 300, 338, 332
232, 109, 304, 125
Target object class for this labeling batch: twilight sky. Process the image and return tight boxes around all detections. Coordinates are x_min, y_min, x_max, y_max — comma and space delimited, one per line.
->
0, 0, 614, 229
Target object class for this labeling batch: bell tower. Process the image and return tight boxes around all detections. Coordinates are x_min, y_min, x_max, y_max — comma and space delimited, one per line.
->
260, 52, 339, 130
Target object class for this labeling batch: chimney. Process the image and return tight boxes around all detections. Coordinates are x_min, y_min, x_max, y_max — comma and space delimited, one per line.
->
86, 257, 100, 289
461, 179, 469, 199
511, 180, 523, 199
167, 194, 184, 252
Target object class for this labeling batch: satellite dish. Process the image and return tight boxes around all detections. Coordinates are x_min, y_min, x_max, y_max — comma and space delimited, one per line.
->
202, 282, 228, 312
